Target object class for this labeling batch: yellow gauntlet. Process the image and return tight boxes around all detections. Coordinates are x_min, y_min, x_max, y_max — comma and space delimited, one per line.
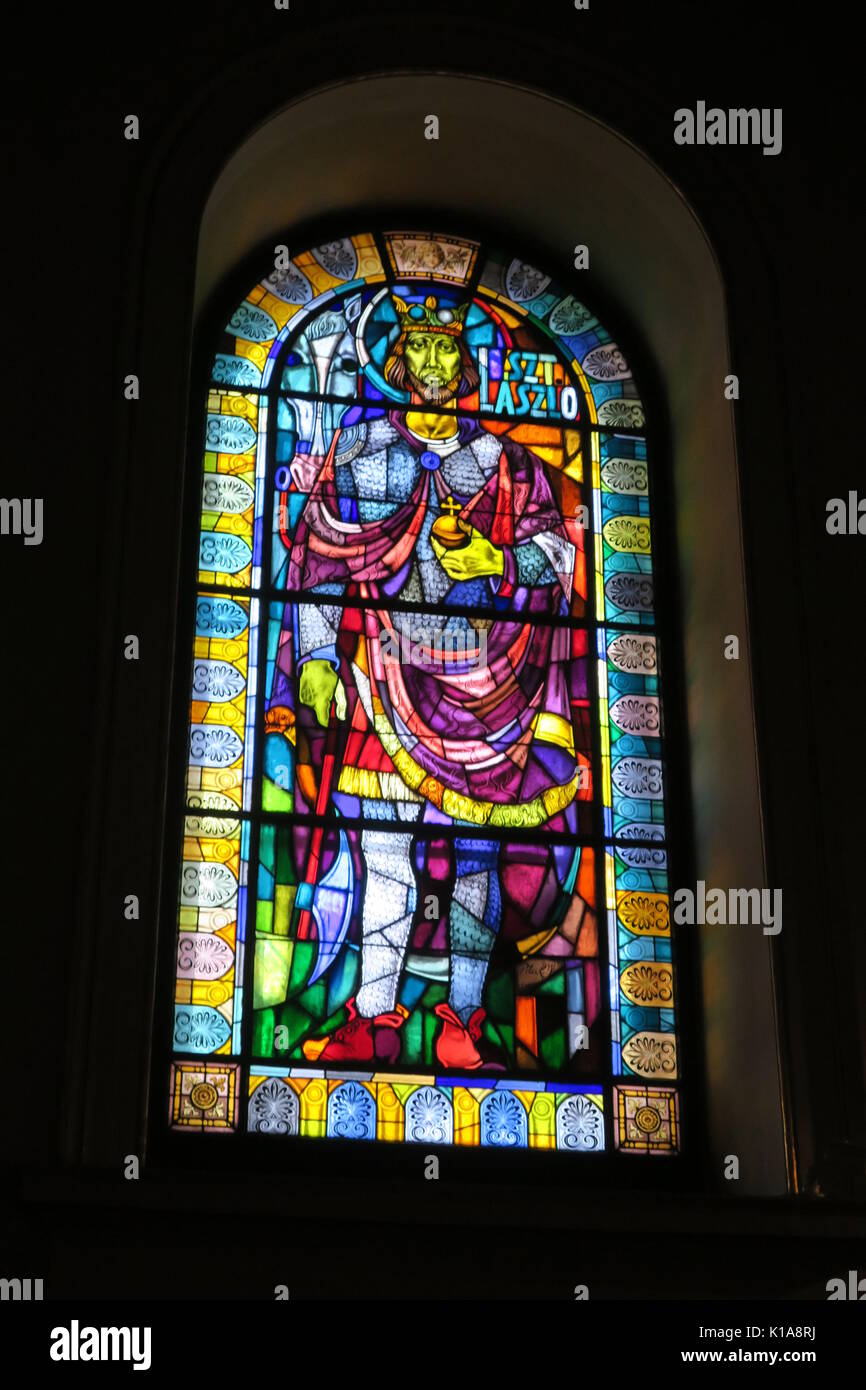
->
298, 659, 347, 727
431, 522, 505, 581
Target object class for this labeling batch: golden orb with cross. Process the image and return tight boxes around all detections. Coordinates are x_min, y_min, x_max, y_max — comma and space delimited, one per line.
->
431, 494, 472, 550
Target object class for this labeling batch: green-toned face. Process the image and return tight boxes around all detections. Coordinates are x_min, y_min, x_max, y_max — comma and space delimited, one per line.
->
404, 330, 462, 387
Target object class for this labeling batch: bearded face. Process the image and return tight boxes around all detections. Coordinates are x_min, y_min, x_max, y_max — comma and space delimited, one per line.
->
401, 330, 463, 403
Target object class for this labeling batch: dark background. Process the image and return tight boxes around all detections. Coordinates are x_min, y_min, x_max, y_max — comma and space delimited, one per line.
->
1, 0, 864, 1298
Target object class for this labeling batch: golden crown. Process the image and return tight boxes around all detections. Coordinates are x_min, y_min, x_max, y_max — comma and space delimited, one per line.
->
393, 293, 469, 336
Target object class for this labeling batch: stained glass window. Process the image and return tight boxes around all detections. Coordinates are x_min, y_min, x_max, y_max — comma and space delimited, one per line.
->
167, 230, 678, 1155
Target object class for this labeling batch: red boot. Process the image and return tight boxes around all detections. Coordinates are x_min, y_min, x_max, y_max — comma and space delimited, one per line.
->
433, 1002, 505, 1072
303, 997, 408, 1064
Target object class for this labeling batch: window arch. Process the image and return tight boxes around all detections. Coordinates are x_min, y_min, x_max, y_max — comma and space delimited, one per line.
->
167, 227, 679, 1157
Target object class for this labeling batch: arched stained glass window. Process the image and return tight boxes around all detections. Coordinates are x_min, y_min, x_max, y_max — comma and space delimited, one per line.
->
168, 229, 677, 1155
